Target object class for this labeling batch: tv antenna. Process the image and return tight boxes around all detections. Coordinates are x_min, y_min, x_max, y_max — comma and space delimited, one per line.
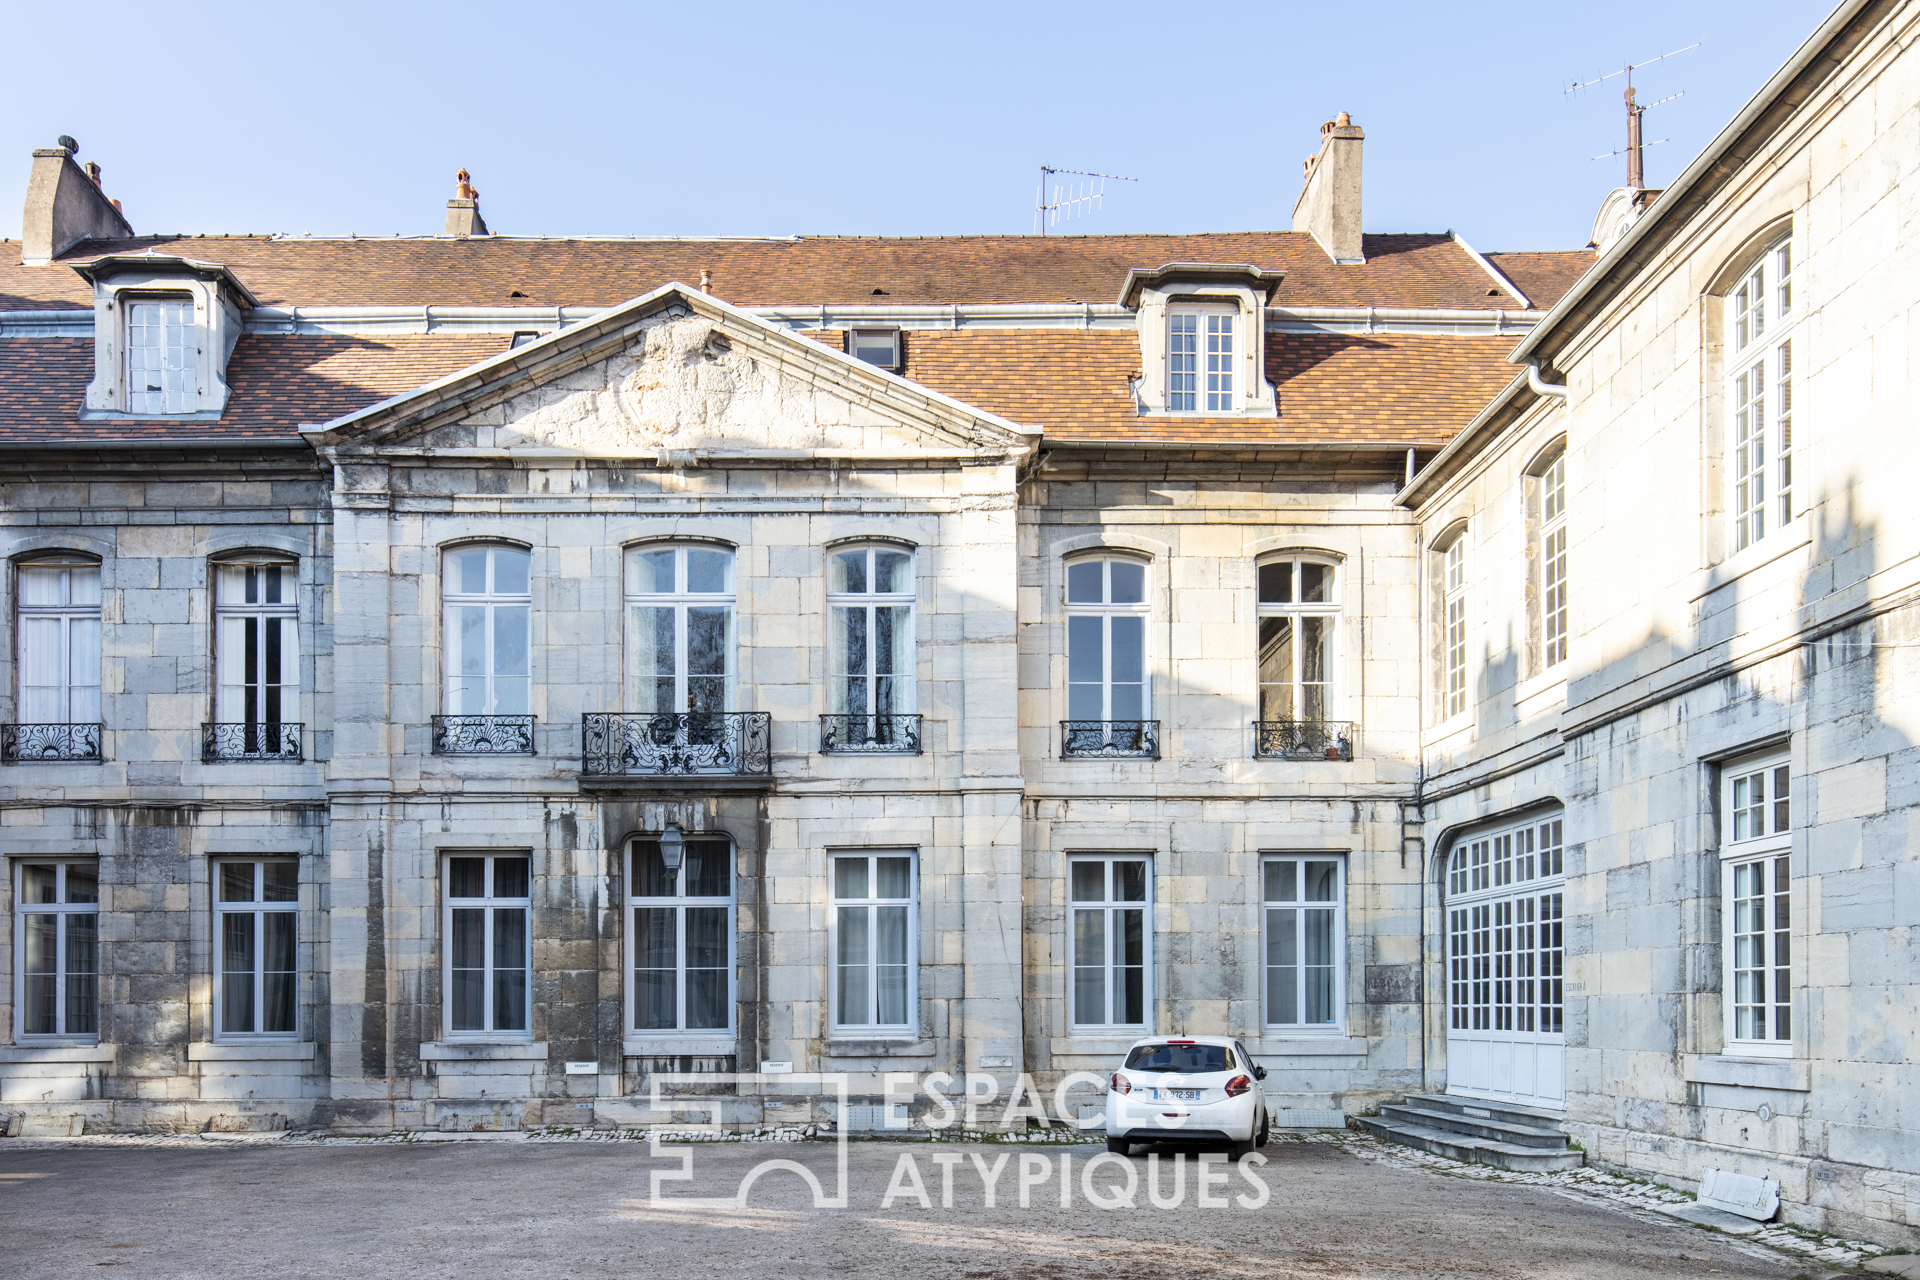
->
1036, 165, 1136, 235
1567, 44, 1697, 190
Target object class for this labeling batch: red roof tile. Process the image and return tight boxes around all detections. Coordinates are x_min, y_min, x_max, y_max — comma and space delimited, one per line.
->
1485, 250, 1595, 310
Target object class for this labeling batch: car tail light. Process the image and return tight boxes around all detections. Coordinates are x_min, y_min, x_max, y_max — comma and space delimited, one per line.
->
1224, 1074, 1252, 1097
1110, 1072, 1131, 1094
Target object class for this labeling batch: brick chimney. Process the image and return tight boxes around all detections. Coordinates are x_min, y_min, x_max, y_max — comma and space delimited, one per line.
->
445, 168, 490, 238
1292, 112, 1365, 265
20, 138, 133, 265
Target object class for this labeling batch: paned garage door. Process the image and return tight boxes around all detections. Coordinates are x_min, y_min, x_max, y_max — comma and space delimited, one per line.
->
1445, 815, 1565, 1110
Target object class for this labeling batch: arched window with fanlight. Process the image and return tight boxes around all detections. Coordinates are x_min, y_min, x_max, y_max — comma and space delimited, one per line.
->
9, 555, 103, 763
443, 544, 532, 718
1727, 235, 1796, 553
1254, 555, 1347, 760
824, 544, 917, 753
207, 556, 302, 762
1062, 554, 1155, 758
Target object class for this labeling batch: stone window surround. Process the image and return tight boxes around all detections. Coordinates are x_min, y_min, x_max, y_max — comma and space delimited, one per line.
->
76, 257, 254, 422
1723, 232, 1797, 556
1717, 747, 1795, 1059
210, 857, 300, 1042
11, 856, 101, 1044
1260, 853, 1348, 1034
1066, 852, 1154, 1034
827, 848, 920, 1040
1429, 520, 1471, 727
440, 849, 535, 1043
1522, 436, 1569, 681
1254, 552, 1344, 724
623, 832, 736, 1044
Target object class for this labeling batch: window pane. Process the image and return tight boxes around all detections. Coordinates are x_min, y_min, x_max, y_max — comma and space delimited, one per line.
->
452, 549, 488, 595
633, 842, 674, 897
1070, 861, 1105, 903
686, 967, 728, 1031
64, 915, 97, 1035
25, 915, 58, 1034
264, 862, 298, 903
492, 857, 530, 899
1304, 861, 1338, 902
629, 605, 675, 714
263, 911, 297, 1035
1119, 909, 1145, 1024
635, 969, 676, 1030
1257, 561, 1292, 604
875, 857, 911, 900
23, 864, 57, 905
68, 618, 101, 722
877, 964, 908, 1026
1066, 615, 1104, 687
837, 905, 870, 964
492, 548, 529, 595
1108, 561, 1145, 604
684, 842, 730, 898
832, 551, 867, 594
222, 912, 257, 1034
635, 907, 676, 1030
637, 907, 677, 967
19, 566, 66, 607
834, 856, 869, 901
1072, 909, 1107, 1023
874, 551, 908, 594
837, 906, 870, 1024
686, 906, 728, 970
448, 858, 486, 899
1267, 908, 1299, 1024
493, 908, 528, 1031
875, 904, 909, 965
220, 863, 255, 903
65, 864, 98, 905
1264, 860, 1298, 903
1258, 616, 1295, 721
1109, 615, 1144, 683
687, 607, 730, 678
450, 909, 485, 1031
1066, 561, 1103, 604
687, 549, 732, 594
451, 908, 486, 969
1114, 861, 1147, 902
492, 605, 530, 678
1300, 563, 1332, 603
448, 605, 487, 714
836, 606, 868, 715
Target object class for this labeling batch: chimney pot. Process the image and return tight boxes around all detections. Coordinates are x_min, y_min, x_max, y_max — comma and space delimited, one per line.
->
445, 167, 489, 238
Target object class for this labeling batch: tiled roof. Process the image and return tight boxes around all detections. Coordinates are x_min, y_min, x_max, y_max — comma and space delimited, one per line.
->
3, 232, 1551, 312
0, 335, 507, 442
1485, 251, 1595, 310
836, 329, 1518, 446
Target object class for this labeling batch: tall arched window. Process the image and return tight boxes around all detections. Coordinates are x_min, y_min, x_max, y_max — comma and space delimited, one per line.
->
1255, 555, 1345, 759
1528, 448, 1569, 674
210, 557, 301, 760
11, 556, 103, 763
1439, 533, 1469, 720
1728, 237, 1795, 552
1063, 555, 1153, 757
443, 545, 531, 716
827, 544, 915, 750
625, 544, 734, 714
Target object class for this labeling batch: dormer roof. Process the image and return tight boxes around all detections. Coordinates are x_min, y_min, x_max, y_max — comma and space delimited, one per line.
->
69, 253, 258, 307
1115, 263, 1288, 308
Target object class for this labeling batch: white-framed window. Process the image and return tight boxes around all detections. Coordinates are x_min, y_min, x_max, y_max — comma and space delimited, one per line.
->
828, 545, 915, 718
444, 853, 531, 1039
1257, 557, 1339, 722
1263, 856, 1344, 1029
1167, 307, 1235, 411
126, 298, 197, 415
848, 329, 902, 371
629, 835, 734, 1033
214, 559, 299, 727
1069, 855, 1151, 1030
625, 544, 734, 714
1065, 557, 1149, 724
1538, 452, 1568, 670
1722, 752, 1792, 1053
214, 859, 297, 1038
17, 557, 102, 724
15, 861, 99, 1039
831, 852, 917, 1034
1441, 534, 1468, 719
1728, 239, 1795, 553
443, 545, 531, 716
1446, 816, 1564, 1035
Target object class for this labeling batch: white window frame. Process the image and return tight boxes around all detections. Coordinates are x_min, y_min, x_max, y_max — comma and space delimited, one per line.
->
125, 296, 199, 416
848, 329, 902, 371
826, 545, 916, 718
442, 545, 532, 716
214, 558, 300, 729
1721, 751, 1793, 1057
16, 556, 102, 726
1445, 815, 1565, 1037
1064, 556, 1152, 726
1440, 534, 1469, 719
1537, 451, 1568, 671
626, 835, 735, 1036
1068, 854, 1153, 1032
13, 860, 100, 1042
624, 543, 736, 714
829, 851, 918, 1037
1261, 855, 1346, 1033
442, 852, 533, 1042
1255, 556, 1341, 724
1166, 304, 1236, 412
213, 858, 299, 1040
1727, 238, 1796, 554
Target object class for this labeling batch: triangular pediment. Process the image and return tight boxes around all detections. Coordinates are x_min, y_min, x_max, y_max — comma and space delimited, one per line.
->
304, 283, 1037, 458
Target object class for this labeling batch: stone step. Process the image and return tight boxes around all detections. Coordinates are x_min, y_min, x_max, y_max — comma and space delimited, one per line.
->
1401, 1093, 1568, 1132
1377, 1104, 1570, 1149
1354, 1115, 1585, 1173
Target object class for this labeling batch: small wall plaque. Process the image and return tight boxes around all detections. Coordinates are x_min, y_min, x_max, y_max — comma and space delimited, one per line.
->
978, 1055, 1013, 1068
761, 1060, 794, 1074
563, 1061, 597, 1075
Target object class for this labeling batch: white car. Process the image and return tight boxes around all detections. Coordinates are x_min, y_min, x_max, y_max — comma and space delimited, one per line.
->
1104, 1035, 1269, 1158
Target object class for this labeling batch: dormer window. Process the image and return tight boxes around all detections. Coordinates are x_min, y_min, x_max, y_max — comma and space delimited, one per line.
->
849, 329, 902, 371
1168, 306, 1236, 411
126, 299, 198, 414
1116, 263, 1282, 417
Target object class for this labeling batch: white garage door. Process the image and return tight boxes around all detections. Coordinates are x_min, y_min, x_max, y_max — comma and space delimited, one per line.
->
1444, 814, 1566, 1111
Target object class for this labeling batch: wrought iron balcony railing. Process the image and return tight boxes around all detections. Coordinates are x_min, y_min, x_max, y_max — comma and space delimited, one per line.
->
432, 715, 536, 755
1, 723, 103, 764
819, 714, 922, 755
582, 712, 772, 778
202, 722, 304, 763
1254, 720, 1355, 761
1060, 720, 1160, 760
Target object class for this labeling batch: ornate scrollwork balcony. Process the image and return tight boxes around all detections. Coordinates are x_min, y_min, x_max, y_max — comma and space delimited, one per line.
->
202, 722, 303, 763
1059, 720, 1160, 760
581, 712, 772, 778
432, 715, 536, 756
1253, 720, 1355, 761
1, 723, 103, 764
819, 714, 923, 755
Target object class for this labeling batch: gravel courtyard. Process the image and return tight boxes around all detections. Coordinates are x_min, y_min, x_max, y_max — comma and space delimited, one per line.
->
0, 1131, 1846, 1279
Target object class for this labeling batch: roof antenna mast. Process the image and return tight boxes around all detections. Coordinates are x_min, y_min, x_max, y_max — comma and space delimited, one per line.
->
1567, 44, 1697, 190
1036, 166, 1138, 235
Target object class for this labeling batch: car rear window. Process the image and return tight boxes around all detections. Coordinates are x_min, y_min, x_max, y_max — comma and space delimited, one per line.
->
1124, 1042, 1233, 1073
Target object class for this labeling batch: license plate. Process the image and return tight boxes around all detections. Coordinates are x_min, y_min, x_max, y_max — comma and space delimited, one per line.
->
1155, 1089, 1200, 1102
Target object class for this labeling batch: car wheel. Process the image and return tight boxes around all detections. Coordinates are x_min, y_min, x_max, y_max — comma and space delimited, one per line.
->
1106, 1135, 1131, 1156
1228, 1137, 1255, 1160
1256, 1108, 1270, 1149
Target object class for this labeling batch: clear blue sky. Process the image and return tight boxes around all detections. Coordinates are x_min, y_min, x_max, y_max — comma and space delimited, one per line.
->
4, 0, 1839, 252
